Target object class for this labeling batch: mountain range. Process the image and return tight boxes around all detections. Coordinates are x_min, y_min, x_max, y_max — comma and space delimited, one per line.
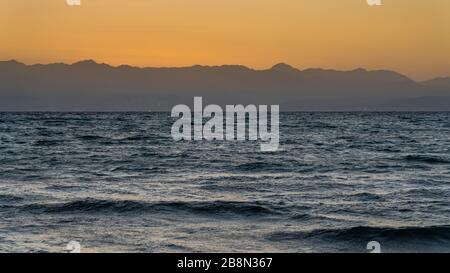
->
1, 60, 449, 111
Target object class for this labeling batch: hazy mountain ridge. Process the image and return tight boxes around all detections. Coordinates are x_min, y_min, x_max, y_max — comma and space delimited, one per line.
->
1, 60, 449, 111
422, 77, 450, 88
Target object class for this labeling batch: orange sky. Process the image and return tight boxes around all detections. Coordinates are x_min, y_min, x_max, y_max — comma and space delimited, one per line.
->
1, 0, 449, 80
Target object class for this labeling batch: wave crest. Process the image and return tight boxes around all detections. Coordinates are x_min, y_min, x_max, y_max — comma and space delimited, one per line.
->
267, 225, 450, 243
20, 198, 279, 216
404, 155, 450, 164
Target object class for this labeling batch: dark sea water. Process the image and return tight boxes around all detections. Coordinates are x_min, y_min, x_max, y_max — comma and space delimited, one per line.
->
0, 112, 449, 253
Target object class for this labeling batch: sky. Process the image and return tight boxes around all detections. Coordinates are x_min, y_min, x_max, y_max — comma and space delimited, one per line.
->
1, 0, 449, 80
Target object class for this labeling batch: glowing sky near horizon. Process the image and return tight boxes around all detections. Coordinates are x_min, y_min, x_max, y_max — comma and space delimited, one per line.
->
1, 0, 449, 80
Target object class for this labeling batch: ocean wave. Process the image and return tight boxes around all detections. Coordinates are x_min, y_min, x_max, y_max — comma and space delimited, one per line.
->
289, 213, 317, 221
42, 120, 67, 126
199, 184, 264, 193
345, 192, 385, 201
232, 162, 290, 172
77, 135, 108, 141
19, 198, 280, 216
267, 225, 450, 243
45, 184, 87, 191
400, 188, 450, 199
0, 194, 24, 203
404, 155, 450, 164
122, 135, 149, 141
33, 139, 64, 146
109, 165, 163, 173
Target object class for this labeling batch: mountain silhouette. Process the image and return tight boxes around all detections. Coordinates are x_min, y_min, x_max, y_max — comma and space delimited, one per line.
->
422, 77, 450, 88
0, 60, 449, 111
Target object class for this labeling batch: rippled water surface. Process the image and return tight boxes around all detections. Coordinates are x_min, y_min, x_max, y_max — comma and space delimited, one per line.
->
0, 112, 449, 252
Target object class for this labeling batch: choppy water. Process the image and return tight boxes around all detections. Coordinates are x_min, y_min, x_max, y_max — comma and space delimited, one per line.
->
0, 112, 449, 253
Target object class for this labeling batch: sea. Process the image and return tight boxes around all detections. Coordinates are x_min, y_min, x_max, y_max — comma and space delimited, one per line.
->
0, 112, 449, 252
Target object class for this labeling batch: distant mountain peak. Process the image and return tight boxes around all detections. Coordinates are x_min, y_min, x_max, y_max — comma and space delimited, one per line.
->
270, 63, 299, 72
72, 59, 98, 66
351, 68, 367, 73
0, 59, 24, 66
72, 59, 113, 69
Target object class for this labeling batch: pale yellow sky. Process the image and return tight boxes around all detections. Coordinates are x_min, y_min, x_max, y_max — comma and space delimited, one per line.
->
1, 0, 449, 80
